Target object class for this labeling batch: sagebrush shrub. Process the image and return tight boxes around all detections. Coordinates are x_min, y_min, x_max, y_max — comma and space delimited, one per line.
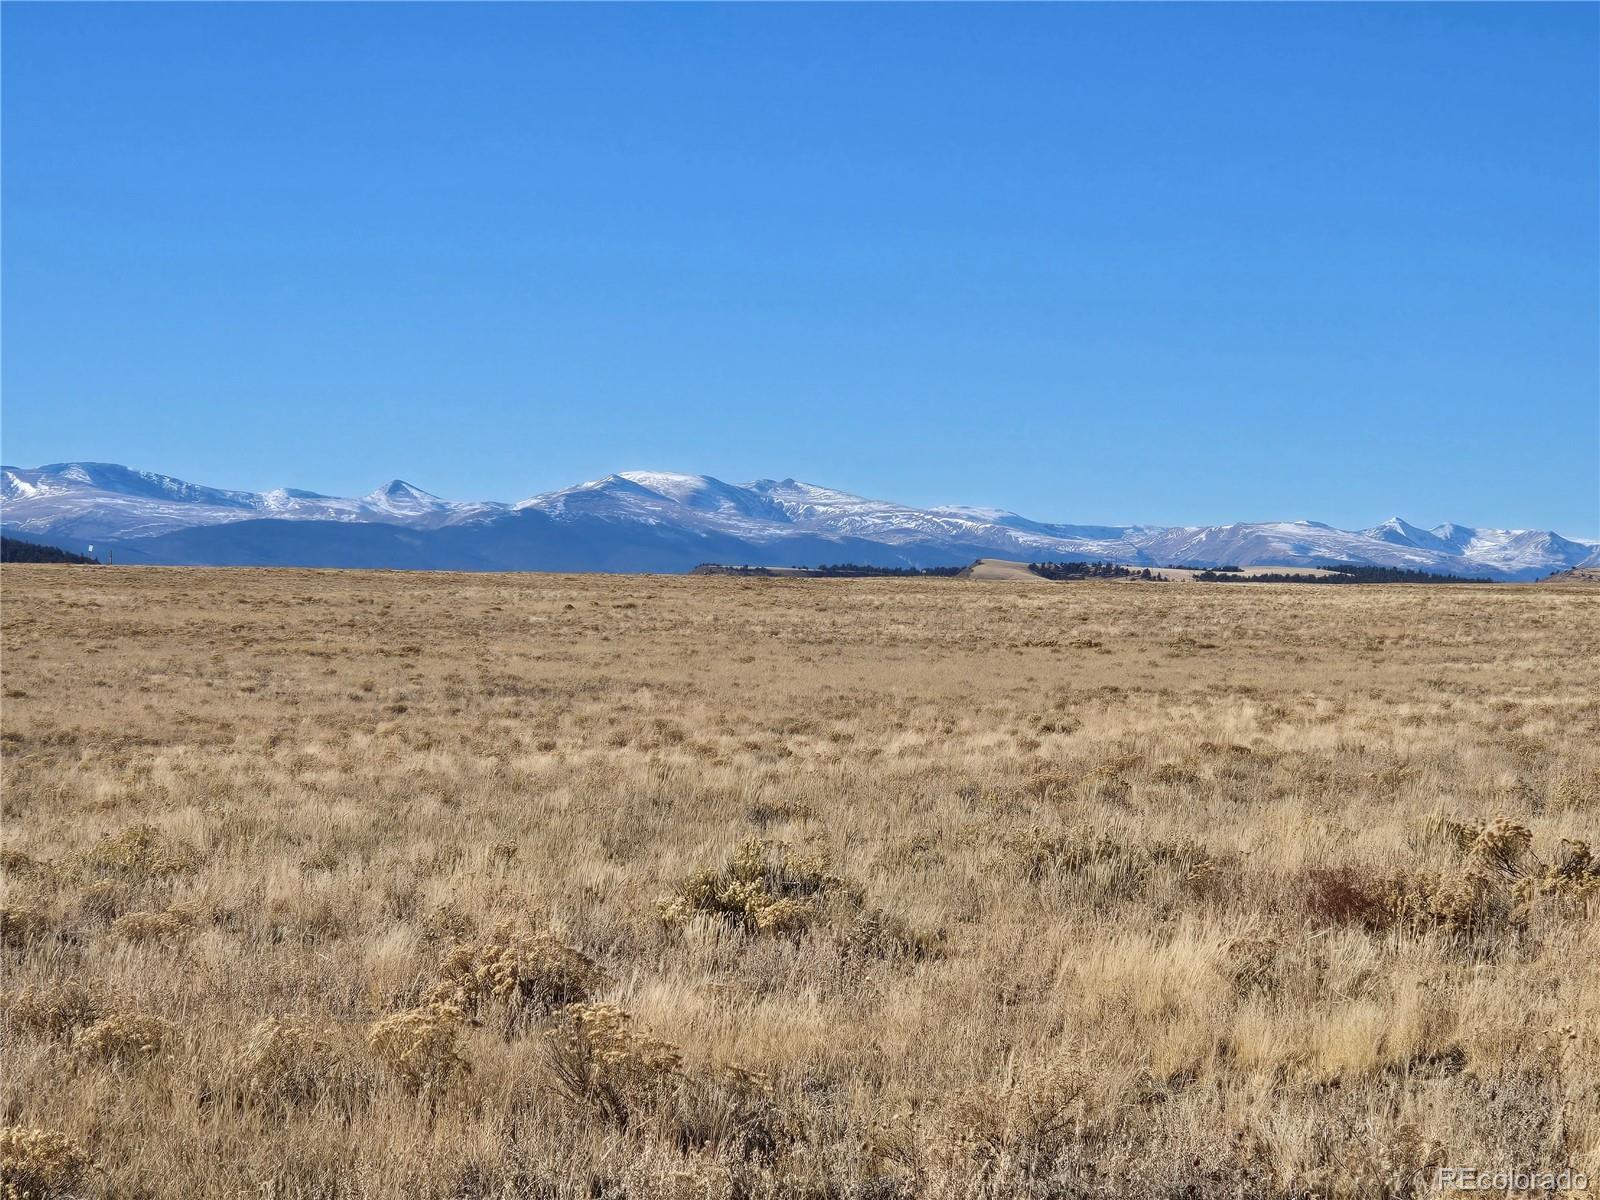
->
665, 1062, 791, 1163
1007, 826, 1222, 903
1007, 826, 1121, 881
0, 848, 43, 878
0, 905, 47, 950
840, 907, 943, 963
76, 880, 131, 922
931, 1061, 1087, 1172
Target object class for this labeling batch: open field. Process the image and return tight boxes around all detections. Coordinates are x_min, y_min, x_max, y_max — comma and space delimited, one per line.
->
2, 565, 1598, 1199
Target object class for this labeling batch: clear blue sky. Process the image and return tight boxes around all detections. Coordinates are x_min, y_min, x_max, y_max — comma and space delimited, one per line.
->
3, 3, 1596, 533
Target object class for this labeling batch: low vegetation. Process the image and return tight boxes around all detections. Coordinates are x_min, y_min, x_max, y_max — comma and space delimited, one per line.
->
1, 565, 1595, 1196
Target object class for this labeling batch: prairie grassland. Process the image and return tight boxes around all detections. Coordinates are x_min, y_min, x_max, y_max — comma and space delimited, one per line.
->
1, 565, 1597, 1199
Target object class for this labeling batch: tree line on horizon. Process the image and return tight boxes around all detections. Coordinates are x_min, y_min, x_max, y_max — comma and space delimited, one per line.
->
1, 536, 97, 565
1192, 563, 1494, 584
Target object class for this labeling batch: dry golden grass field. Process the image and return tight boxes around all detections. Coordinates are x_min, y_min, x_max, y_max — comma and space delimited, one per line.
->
2, 565, 1598, 1199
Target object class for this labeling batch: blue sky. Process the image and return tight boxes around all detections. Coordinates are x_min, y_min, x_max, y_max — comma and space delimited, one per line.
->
3, 3, 1596, 533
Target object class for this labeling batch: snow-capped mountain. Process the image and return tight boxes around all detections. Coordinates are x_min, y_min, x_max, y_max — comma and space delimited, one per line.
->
0, 464, 506, 540
3, 462, 1594, 580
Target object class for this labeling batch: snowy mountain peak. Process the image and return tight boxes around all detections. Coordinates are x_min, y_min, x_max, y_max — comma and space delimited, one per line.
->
25, 462, 259, 508
1362, 517, 1461, 556
3, 461, 1595, 580
361, 480, 448, 514
368, 478, 437, 500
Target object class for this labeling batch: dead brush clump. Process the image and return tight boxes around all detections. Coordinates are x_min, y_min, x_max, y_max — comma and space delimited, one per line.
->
658, 837, 860, 935
0, 1125, 92, 1200
928, 1059, 1090, 1176
74, 824, 201, 881
74, 1012, 176, 1064
365, 1002, 469, 1095
417, 900, 476, 949
2, 982, 102, 1042
109, 905, 199, 945
75, 880, 132, 923
1305, 816, 1596, 940
744, 798, 813, 829
839, 907, 945, 964
0, 905, 48, 950
1223, 932, 1286, 999
227, 1016, 341, 1110
1005, 825, 1223, 900
542, 1003, 682, 1128
0, 847, 46, 878
430, 923, 611, 1032
664, 1063, 792, 1164
1288, 1113, 1442, 1200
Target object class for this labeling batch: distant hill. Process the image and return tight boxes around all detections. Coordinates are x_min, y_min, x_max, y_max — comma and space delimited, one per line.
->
4, 461, 1596, 580
1537, 567, 1600, 586
1, 535, 96, 564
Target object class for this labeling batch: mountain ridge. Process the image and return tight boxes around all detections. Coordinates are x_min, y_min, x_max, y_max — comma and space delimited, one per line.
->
3, 462, 1594, 580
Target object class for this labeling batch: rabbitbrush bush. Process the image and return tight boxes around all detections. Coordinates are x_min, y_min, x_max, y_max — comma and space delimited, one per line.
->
365, 1003, 469, 1095
0, 1126, 92, 1200
542, 1003, 682, 1128
73, 1013, 175, 1064
658, 836, 859, 934
1, 983, 101, 1042
229, 1016, 340, 1109
430, 922, 610, 1031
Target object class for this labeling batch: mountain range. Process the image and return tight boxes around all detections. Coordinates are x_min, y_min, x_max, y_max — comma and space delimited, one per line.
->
3, 462, 1596, 580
